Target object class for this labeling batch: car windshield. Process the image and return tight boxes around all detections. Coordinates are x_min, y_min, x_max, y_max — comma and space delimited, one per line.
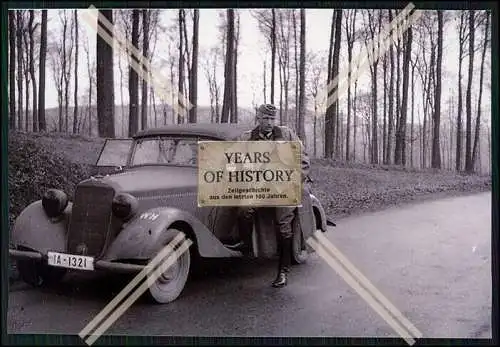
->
130, 137, 198, 166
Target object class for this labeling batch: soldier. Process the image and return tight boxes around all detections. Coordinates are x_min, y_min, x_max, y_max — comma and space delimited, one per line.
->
236, 103, 310, 288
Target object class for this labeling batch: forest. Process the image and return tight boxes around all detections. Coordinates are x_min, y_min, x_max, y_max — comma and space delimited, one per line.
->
7, 8, 492, 174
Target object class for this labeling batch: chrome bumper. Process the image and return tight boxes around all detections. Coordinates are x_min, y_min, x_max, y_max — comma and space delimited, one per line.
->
9, 249, 145, 273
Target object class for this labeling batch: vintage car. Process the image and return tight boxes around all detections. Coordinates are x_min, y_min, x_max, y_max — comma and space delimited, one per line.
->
9, 123, 333, 304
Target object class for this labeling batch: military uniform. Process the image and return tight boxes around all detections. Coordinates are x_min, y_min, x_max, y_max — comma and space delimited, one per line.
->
236, 104, 310, 288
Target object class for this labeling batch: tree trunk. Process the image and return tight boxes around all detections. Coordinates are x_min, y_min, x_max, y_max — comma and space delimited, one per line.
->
314, 103, 317, 157
38, 10, 47, 131
141, 10, 150, 129
472, 11, 489, 169
28, 10, 38, 132
117, 39, 126, 137
221, 9, 234, 123
298, 9, 306, 142
431, 11, 443, 169
23, 22, 30, 132
332, 10, 342, 157
353, 76, 358, 161
387, 10, 395, 165
382, 53, 387, 164
410, 62, 415, 168
9, 11, 16, 130
465, 10, 475, 172
325, 10, 335, 158
293, 10, 299, 130
189, 9, 199, 123
367, 11, 380, 164
16, 11, 23, 131
271, 9, 276, 104
231, 11, 238, 123
128, 10, 140, 135
345, 10, 356, 162
456, 13, 465, 172
96, 9, 115, 138
177, 10, 185, 124
73, 10, 79, 134
263, 59, 266, 102
61, 13, 69, 132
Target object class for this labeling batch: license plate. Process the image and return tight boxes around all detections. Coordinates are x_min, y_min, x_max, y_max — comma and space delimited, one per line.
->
47, 251, 94, 271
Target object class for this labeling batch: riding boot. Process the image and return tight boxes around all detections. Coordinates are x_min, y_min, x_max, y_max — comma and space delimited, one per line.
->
271, 237, 292, 288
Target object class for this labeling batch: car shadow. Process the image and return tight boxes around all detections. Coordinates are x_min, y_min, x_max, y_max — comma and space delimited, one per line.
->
31, 257, 280, 304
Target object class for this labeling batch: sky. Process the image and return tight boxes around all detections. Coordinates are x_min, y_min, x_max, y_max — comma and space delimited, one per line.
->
40, 8, 490, 122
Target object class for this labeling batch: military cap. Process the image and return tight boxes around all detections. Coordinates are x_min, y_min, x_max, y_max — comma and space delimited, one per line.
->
257, 104, 278, 118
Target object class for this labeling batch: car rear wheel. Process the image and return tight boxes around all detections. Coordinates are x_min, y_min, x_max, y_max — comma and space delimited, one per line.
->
147, 229, 191, 304
16, 258, 67, 287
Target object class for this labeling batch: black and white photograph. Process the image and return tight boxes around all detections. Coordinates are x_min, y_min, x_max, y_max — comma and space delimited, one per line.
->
5, 4, 495, 344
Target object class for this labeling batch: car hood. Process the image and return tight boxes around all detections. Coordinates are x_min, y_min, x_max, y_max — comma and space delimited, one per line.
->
100, 166, 197, 194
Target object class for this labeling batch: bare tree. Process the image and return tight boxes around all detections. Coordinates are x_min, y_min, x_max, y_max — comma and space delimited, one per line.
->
189, 9, 199, 123
231, 10, 240, 124
22, 14, 31, 131
325, 9, 342, 158
38, 10, 47, 131
472, 11, 489, 170
60, 11, 75, 133
177, 9, 186, 124
297, 9, 306, 142
141, 9, 149, 129
252, 10, 277, 104
386, 10, 395, 164
96, 9, 115, 138
465, 10, 475, 172
455, 12, 467, 171
364, 10, 382, 164
344, 9, 357, 161
16, 10, 24, 130
221, 9, 235, 123
9, 11, 16, 129
83, 34, 94, 136
129, 10, 140, 135
292, 10, 299, 128
73, 10, 78, 133
431, 11, 443, 168
306, 52, 326, 157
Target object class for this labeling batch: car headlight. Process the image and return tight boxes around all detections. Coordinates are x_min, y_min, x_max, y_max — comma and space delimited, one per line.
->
112, 193, 138, 221
42, 189, 69, 218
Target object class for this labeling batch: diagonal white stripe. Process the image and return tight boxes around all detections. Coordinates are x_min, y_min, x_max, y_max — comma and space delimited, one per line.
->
313, 231, 423, 339
324, 9, 422, 110
80, 8, 191, 118
78, 232, 186, 340
84, 240, 192, 346
307, 237, 418, 345
318, 3, 416, 105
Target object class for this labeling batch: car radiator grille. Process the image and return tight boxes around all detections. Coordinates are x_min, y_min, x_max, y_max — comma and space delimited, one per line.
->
67, 184, 115, 257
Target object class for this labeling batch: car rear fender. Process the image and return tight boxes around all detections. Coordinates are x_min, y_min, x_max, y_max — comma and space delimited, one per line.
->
310, 193, 328, 232
9, 200, 71, 254
103, 207, 241, 261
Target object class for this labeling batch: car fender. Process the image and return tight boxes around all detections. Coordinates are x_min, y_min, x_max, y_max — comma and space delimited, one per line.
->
102, 206, 241, 261
310, 193, 328, 232
10, 200, 71, 254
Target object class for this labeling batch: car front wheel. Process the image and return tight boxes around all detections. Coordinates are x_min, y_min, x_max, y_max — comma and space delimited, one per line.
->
147, 229, 191, 304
